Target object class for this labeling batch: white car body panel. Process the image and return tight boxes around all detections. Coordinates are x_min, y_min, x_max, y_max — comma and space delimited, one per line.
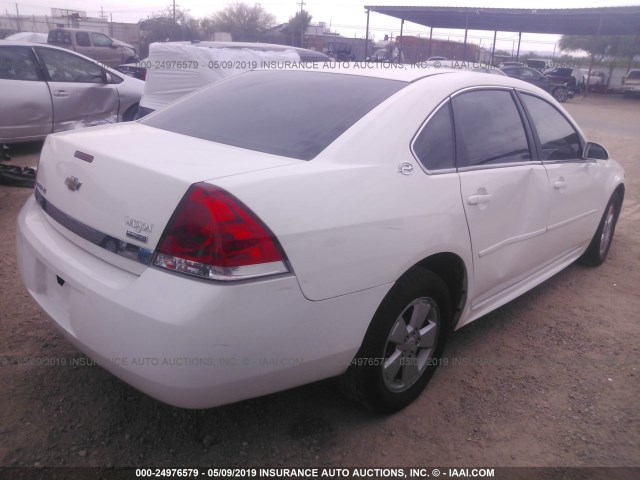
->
16, 68, 625, 408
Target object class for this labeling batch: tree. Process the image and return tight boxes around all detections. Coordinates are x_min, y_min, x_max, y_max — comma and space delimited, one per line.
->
618, 34, 640, 74
210, 2, 275, 42
284, 10, 312, 48
139, 8, 200, 57
559, 35, 612, 93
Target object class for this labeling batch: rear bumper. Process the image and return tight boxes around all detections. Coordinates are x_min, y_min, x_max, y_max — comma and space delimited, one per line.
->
17, 195, 388, 408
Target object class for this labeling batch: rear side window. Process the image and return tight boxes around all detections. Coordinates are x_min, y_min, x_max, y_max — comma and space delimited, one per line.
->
142, 71, 406, 160
0, 46, 39, 81
452, 90, 530, 168
48, 30, 71, 45
627, 71, 640, 80
76, 32, 91, 47
521, 93, 582, 161
413, 102, 455, 171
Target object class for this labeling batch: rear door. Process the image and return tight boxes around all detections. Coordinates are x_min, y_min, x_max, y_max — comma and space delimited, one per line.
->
453, 88, 551, 305
35, 47, 119, 132
519, 92, 602, 256
0, 45, 52, 142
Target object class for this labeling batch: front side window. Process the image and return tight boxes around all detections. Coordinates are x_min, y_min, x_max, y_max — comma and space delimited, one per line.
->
0, 46, 39, 81
452, 90, 531, 168
37, 47, 104, 83
142, 70, 406, 161
521, 93, 582, 161
91, 33, 112, 47
413, 102, 455, 171
76, 32, 91, 47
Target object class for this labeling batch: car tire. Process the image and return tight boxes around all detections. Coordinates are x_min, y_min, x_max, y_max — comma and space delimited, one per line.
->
553, 86, 569, 103
579, 190, 623, 267
340, 267, 450, 413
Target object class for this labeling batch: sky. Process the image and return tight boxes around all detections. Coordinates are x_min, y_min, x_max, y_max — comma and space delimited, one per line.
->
3, 0, 640, 53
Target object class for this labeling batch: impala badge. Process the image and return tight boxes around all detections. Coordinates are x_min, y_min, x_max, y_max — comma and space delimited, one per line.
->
65, 176, 82, 191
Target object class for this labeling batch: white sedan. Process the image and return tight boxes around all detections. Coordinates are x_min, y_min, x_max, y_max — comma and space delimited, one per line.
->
17, 67, 625, 412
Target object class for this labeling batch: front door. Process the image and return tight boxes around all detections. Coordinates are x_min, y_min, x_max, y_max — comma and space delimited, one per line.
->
519, 92, 602, 256
452, 89, 551, 305
35, 47, 119, 132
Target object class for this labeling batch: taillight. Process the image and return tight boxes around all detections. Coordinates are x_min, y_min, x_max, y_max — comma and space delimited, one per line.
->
153, 183, 289, 281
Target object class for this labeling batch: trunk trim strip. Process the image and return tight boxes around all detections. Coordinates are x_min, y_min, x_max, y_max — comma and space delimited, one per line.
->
34, 188, 153, 266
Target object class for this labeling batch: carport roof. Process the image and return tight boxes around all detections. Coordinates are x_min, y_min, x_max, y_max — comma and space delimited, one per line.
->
364, 5, 640, 35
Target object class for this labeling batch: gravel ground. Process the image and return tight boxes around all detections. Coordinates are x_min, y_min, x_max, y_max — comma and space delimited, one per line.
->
1, 94, 639, 473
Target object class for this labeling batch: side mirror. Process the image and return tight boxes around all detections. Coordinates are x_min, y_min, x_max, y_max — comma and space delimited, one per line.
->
110, 42, 118, 49
584, 142, 609, 160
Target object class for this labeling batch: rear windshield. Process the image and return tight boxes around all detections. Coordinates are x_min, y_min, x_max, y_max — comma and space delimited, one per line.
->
141, 70, 406, 160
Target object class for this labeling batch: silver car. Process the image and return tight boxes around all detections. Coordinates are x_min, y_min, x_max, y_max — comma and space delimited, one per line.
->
0, 41, 143, 144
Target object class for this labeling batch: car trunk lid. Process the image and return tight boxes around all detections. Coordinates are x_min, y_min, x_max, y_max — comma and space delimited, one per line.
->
35, 122, 298, 274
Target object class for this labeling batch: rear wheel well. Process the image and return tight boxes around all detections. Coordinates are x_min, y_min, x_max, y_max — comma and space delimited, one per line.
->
414, 253, 467, 331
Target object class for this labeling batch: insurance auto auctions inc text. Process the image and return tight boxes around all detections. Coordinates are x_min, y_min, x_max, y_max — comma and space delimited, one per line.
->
244, 468, 495, 478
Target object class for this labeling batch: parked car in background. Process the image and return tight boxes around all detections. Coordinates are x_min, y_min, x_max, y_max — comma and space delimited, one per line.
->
544, 67, 584, 91
115, 62, 147, 81
326, 41, 356, 61
47, 28, 138, 68
368, 48, 391, 62
4, 32, 48, 43
500, 66, 572, 102
472, 66, 507, 76
622, 69, 640, 97
498, 61, 523, 68
426, 56, 447, 61
134, 41, 329, 118
0, 41, 143, 144
17, 67, 624, 413
580, 69, 607, 92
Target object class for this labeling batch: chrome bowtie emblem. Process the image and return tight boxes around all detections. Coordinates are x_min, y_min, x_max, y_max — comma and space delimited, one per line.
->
65, 176, 82, 191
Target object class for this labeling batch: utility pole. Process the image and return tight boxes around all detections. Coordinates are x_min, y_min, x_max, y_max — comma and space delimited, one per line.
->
172, 0, 177, 22
15, 3, 21, 32
297, 0, 305, 47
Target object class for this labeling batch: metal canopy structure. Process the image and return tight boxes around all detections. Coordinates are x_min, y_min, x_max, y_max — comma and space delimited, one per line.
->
362, 5, 640, 65
364, 6, 640, 35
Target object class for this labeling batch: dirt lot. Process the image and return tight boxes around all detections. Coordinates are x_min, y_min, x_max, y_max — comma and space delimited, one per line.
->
1, 94, 639, 473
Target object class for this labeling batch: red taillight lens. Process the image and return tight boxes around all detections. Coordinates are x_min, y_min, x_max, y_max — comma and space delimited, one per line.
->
153, 183, 288, 281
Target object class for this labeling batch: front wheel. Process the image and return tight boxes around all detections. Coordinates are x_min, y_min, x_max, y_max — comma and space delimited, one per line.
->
579, 191, 623, 266
553, 86, 569, 103
340, 268, 451, 413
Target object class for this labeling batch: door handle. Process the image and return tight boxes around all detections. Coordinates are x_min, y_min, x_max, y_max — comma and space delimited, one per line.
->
53, 90, 69, 98
554, 180, 567, 189
467, 193, 492, 205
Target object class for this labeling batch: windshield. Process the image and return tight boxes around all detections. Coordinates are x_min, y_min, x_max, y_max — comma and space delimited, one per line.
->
141, 70, 406, 160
